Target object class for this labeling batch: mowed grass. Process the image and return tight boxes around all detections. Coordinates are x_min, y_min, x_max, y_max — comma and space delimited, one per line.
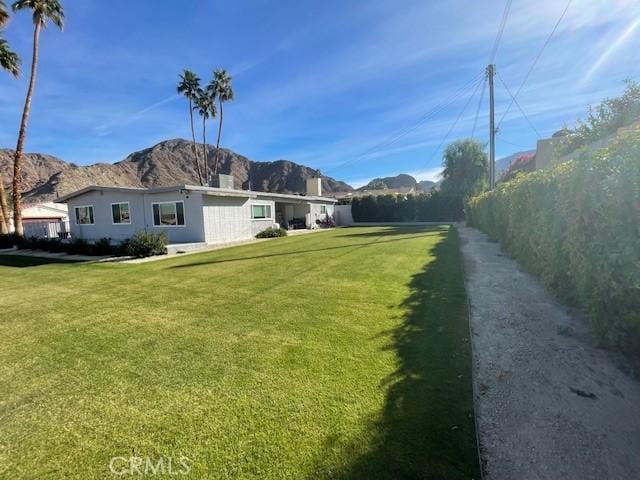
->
0, 226, 479, 479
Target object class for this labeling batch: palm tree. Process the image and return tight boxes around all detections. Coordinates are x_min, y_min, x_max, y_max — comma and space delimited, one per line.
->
10, 0, 63, 236
177, 70, 204, 185
0, 0, 19, 233
207, 69, 234, 176
194, 89, 216, 184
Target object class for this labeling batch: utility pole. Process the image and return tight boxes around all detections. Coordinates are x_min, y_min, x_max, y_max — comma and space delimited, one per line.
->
487, 64, 496, 190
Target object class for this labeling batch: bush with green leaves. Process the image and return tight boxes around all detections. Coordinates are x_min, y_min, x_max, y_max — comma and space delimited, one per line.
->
256, 227, 288, 238
557, 80, 640, 157
467, 127, 640, 354
125, 231, 168, 258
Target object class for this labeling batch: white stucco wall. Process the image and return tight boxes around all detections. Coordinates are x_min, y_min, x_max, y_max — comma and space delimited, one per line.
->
202, 196, 253, 244
65, 189, 206, 244
308, 202, 334, 227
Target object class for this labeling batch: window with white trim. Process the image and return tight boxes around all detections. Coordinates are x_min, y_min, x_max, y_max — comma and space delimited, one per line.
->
251, 204, 272, 219
320, 205, 327, 214
75, 205, 94, 225
152, 201, 185, 226
111, 202, 131, 224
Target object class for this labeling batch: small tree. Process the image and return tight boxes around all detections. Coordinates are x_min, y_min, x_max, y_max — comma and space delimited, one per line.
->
440, 139, 488, 217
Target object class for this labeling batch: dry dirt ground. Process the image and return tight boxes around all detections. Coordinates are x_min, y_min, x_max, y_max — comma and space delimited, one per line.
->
459, 225, 640, 480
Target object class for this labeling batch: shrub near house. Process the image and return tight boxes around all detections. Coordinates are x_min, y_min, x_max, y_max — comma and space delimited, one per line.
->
0, 231, 168, 258
466, 128, 640, 354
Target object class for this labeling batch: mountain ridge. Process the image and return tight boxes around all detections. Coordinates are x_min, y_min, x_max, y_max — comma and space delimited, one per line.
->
357, 173, 438, 193
0, 139, 353, 202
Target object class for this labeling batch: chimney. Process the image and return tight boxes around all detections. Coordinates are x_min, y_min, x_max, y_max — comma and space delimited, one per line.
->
306, 177, 322, 197
210, 174, 235, 189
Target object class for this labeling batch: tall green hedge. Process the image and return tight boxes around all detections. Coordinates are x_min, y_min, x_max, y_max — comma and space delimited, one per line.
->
467, 128, 640, 354
351, 191, 462, 222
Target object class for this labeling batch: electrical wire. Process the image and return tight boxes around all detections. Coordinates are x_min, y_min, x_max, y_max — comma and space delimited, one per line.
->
496, 70, 542, 138
496, 0, 573, 130
426, 75, 485, 165
471, 75, 487, 139
324, 71, 484, 174
489, 0, 513, 64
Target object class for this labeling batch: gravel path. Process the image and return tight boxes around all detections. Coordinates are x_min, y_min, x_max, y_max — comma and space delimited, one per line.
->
458, 225, 640, 480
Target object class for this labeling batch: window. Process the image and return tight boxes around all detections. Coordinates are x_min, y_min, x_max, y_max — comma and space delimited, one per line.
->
152, 201, 185, 226
251, 204, 272, 219
74, 205, 94, 225
320, 205, 327, 214
111, 202, 131, 224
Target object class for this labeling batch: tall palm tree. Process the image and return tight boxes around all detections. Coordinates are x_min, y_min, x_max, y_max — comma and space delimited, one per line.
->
207, 69, 234, 177
11, 0, 63, 236
0, 0, 19, 233
177, 70, 204, 186
194, 89, 216, 185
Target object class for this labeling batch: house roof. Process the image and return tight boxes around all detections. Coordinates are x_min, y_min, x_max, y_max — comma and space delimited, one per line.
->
56, 184, 337, 204
22, 201, 68, 218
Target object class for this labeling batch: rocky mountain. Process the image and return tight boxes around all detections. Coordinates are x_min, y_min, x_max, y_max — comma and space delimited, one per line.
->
0, 139, 353, 202
357, 174, 437, 193
357, 173, 417, 191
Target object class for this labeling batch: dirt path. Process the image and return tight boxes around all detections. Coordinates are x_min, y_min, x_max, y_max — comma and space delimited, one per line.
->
458, 225, 640, 480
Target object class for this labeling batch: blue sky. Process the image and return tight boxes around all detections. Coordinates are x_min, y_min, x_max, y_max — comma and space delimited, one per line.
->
1, 0, 639, 187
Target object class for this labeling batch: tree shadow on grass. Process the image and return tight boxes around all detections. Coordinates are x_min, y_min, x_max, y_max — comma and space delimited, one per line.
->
335, 225, 450, 239
168, 233, 439, 270
0, 255, 79, 268
309, 228, 480, 480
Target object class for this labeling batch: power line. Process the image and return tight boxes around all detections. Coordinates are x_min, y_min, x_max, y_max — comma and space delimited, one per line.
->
496, 70, 542, 138
324, 71, 484, 174
471, 75, 487, 138
489, 0, 513, 64
500, 139, 533, 150
426, 75, 485, 165
496, 0, 573, 130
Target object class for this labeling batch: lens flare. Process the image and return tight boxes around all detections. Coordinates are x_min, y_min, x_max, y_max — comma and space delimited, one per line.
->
584, 18, 640, 83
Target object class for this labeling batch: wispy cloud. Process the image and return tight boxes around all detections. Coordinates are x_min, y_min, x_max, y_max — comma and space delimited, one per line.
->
93, 94, 181, 137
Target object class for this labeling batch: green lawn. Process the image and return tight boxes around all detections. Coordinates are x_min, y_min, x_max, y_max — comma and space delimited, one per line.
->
0, 226, 479, 479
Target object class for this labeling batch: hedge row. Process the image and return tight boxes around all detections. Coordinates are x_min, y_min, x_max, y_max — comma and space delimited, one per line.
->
0, 231, 168, 258
466, 128, 640, 354
351, 191, 463, 222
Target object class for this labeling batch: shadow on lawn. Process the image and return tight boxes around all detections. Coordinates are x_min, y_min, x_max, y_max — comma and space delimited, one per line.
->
168, 233, 437, 270
335, 225, 450, 239
309, 228, 480, 480
0, 255, 78, 268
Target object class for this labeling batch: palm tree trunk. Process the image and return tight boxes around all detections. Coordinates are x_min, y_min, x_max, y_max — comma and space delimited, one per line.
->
0, 177, 9, 234
188, 98, 203, 186
12, 22, 41, 237
214, 99, 224, 176
202, 116, 208, 185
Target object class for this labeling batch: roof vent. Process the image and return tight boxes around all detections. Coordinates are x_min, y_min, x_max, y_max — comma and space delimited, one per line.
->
210, 174, 234, 189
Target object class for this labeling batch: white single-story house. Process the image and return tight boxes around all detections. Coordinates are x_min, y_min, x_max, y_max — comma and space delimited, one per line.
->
56, 176, 337, 247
